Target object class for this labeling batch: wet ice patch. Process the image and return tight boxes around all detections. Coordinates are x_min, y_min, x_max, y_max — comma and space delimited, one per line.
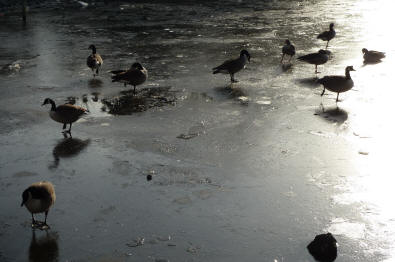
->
256, 100, 271, 105
102, 86, 177, 115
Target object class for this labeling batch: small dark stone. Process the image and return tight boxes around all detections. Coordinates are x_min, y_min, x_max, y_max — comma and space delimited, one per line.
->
307, 233, 337, 262
147, 174, 152, 181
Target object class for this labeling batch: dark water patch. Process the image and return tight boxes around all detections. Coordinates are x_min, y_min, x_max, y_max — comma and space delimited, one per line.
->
102, 86, 177, 115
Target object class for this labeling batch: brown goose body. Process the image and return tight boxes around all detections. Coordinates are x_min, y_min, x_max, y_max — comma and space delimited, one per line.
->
317, 23, 336, 49
318, 65, 355, 102
21, 181, 56, 225
111, 62, 148, 93
212, 49, 251, 83
42, 98, 87, 135
87, 45, 103, 77
298, 49, 329, 73
362, 48, 385, 63
281, 39, 295, 63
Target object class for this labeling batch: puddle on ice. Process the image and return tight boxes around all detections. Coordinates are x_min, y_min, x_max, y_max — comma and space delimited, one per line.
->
102, 86, 177, 115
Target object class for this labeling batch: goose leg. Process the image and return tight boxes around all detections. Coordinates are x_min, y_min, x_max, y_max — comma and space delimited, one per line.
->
65, 123, 72, 138
62, 123, 67, 130
326, 41, 329, 49
44, 210, 49, 226
133, 85, 136, 94
315, 65, 318, 74
336, 93, 339, 102
281, 54, 284, 63
230, 73, 238, 83
31, 213, 35, 225
289, 55, 293, 63
321, 88, 326, 96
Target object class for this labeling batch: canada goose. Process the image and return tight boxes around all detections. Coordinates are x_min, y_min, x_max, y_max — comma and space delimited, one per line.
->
317, 65, 355, 102
21, 181, 56, 228
281, 39, 295, 63
298, 50, 329, 73
87, 44, 103, 77
212, 49, 251, 83
362, 48, 385, 63
317, 23, 336, 49
42, 98, 87, 135
111, 62, 148, 93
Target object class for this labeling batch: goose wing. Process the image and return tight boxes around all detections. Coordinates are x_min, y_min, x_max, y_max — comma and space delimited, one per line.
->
369, 50, 385, 59
111, 68, 146, 85
212, 58, 238, 73
318, 75, 346, 86
282, 45, 295, 56
87, 54, 102, 67
297, 52, 327, 64
56, 104, 87, 117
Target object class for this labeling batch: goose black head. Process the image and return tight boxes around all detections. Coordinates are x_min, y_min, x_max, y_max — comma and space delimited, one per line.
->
88, 44, 97, 54
240, 50, 251, 62
285, 39, 291, 45
21, 188, 30, 206
346, 65, 355, 72
42, 98, 52, 106
329, 23, 335, 29
131, 62, 144, 70
362, 48, 368, 54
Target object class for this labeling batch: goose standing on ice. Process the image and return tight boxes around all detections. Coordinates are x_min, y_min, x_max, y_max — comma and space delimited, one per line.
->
297, 50, 329, 74
111, 62, 148, 94
21, 181, 56, 228
212, 50, 251, 83
317, 65, 356, 102
87, 44, 103, 77
281, 39, 295, 63
317, 23, 336, 49
362, 48, 385, 63
42, 98, 88, 136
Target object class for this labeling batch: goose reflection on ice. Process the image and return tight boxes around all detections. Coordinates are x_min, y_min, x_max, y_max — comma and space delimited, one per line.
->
315, 103, 348, 125
88, 78, 103, 88
29, 230, 59, 262
49, 137, 90, 169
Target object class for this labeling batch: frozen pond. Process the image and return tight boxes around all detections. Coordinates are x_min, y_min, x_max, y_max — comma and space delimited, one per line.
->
1, 0, 395, 261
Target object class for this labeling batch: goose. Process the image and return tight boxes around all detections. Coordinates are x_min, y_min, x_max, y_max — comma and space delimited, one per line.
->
86, 44, 103, 77
317, 23, 336, 49
212, 49, 251, 83
111, 62, 148, 93
21, 181, 56, 228
42, 98, 87, 135
281, 39, 295, 63
317, 65, 355, 102
362, 48, 385, 63
297, 50, 329, 73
